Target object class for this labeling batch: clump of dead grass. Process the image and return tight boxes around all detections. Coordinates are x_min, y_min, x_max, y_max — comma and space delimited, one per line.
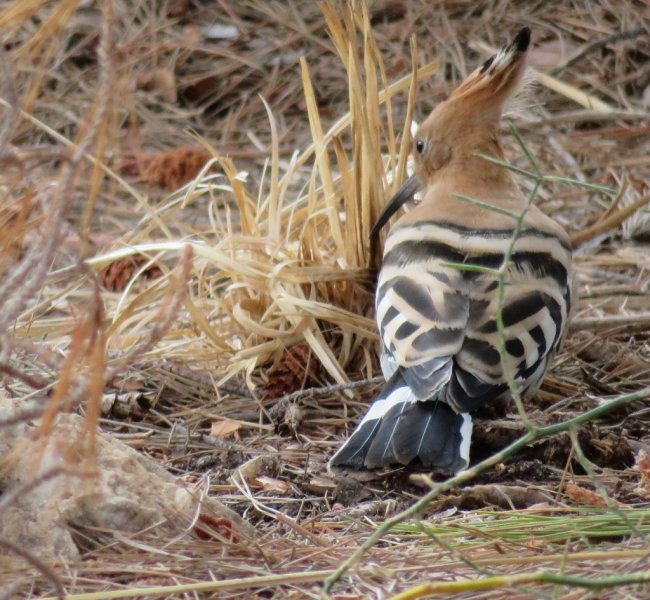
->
85, 1, 438, 396
2, 0, 650, 598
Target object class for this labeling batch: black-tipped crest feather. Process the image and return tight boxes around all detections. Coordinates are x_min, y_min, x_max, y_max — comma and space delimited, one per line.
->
513, 26, 531, 52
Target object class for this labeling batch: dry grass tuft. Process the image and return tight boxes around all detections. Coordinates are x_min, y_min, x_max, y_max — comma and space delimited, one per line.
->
1, 0, 650, 597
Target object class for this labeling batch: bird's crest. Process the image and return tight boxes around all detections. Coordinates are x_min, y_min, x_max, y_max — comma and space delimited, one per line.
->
448, 27, 532, 123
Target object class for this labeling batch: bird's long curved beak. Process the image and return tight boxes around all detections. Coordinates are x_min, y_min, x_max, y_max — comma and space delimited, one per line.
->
370, 175, 421, 239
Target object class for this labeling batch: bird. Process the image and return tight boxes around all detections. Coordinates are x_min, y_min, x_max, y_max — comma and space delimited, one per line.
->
330, 27, 573, 473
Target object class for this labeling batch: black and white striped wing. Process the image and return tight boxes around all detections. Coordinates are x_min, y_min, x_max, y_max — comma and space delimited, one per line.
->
449, 231, 573, 411
375, 260, 469, 400
330, 217, 572, 471
400, 218, 573, 412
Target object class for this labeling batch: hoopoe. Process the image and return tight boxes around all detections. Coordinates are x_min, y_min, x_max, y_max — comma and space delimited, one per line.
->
330, 28, 573, 473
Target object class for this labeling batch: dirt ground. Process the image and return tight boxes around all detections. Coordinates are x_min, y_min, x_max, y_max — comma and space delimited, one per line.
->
2, 1, 650, 598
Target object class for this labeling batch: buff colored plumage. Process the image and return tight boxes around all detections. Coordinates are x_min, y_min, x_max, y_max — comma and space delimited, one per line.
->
331, 28, 573, 473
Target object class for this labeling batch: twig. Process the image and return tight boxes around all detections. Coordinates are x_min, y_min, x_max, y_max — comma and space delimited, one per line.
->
164, 421, 251, 453
11, 338, 64, 371
570, 313, 650, 332
518, 110, 650, 128
568, 427, 644, 541
552, 27, 647, 74
231, 472, 332, 548
0, 47, 20, 153
267, 375, 383, 420
161, 362, 253, 398
571, 194, 650, 247
0, 406, 47, 429
0, 0, 114, 333
0, 538, 65, 600
39, 569, 359, 600
388, 568, 650, 599
491, 128, 543, 428
0, 362, 50, 390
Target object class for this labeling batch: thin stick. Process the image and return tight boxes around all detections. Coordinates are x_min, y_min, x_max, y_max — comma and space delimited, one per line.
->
388, 568, 650, 599
570, 313, 650, 331
552, 27, 647, 74
267, 375, 383, 419
40, 569, 357, 600
570, 193, 650, 247
0, 538, 65, 600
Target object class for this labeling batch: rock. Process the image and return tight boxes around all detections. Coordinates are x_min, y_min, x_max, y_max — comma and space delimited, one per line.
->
0, 392, 254, 562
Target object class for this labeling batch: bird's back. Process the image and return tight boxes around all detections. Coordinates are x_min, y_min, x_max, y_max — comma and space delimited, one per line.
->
378, 190, 573, 412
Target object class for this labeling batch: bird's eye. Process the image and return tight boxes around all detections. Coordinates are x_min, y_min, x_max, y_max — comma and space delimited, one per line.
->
415, 139, 426, 154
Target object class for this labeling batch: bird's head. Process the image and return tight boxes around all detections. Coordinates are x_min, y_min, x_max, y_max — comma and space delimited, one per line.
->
372, 27, 532, 238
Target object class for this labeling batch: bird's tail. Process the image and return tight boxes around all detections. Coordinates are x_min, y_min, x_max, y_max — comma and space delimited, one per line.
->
329, 371, 472, 473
